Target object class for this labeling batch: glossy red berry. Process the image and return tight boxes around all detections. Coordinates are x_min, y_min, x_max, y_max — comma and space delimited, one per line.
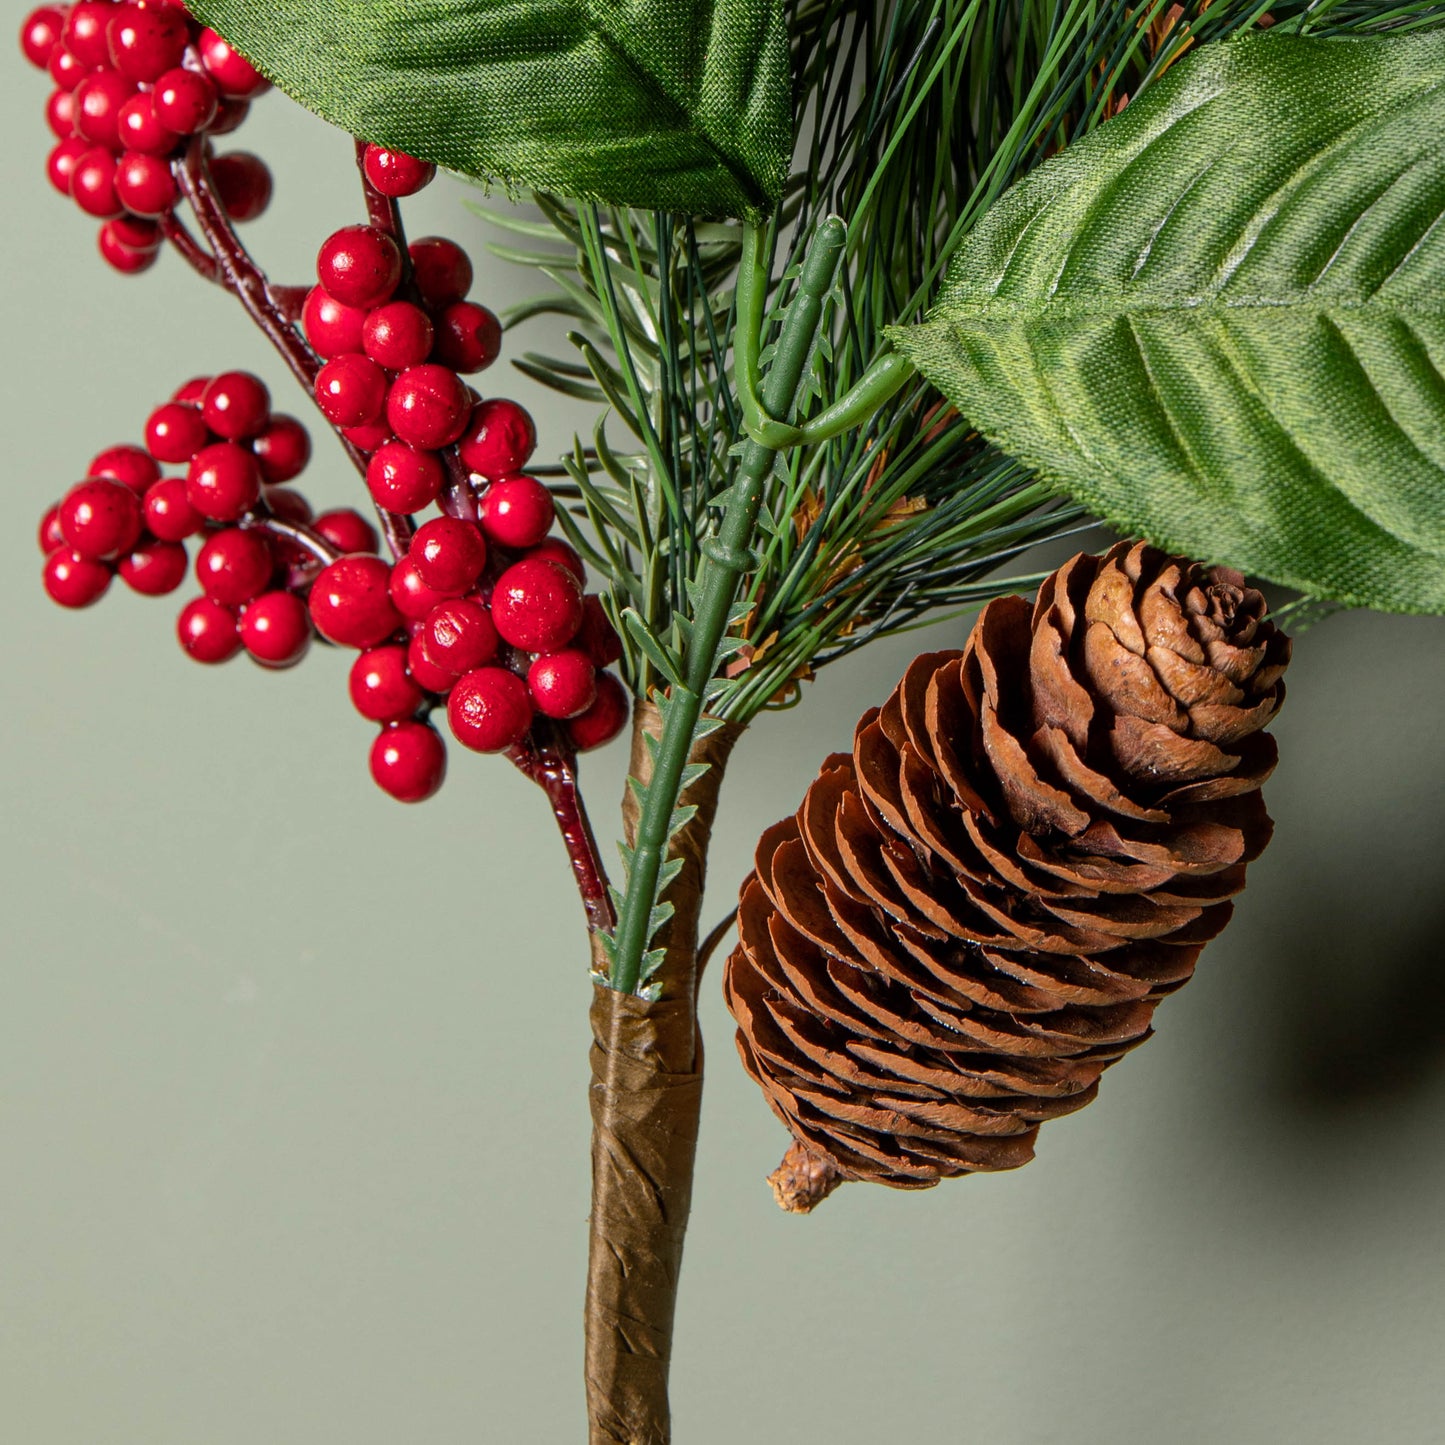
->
21, 7, 66, 69
211, 151, 272, 222
177, 596, 242, 663
313, 508, 379, 556
146, 401, 210, 462
250, 415, 310, 484
349, 644, 423, 722
386, 363, 471, 450
317, 225, 402, 309
75, 70, 138, 149
71, 147, 123, 218
46, 87, 78, 140
432, 301, 501, 374
108, 4, 188, 82
447, 667, 534, 753
263, 486, 312, 526
39, 504, 66, 554
187, 442, 262, 521
479, 474, 554, 550
362, 144, 435, 198
142, 476, 204, 540
114, 150, 179, 216
490, 558, 583, 653
528, 649, 597, 720
117, 92, 179, 154
209, 97, 251, 136
308, 554, 401, 648
366, 441, 443, 513
410, 516, 486, 594
59, 479, 143, 560
201, 371, 271, 441
458, 398, 537, 479
88, 444, 159, 494
370, 721, 447, 803
47, 45, 87, 92
576, 594, 624, 667
408, 236, 473, 309
195, 527, 273, 605
314, 353, 388, 428
172, 376, 211, 405
197, 27, 269, 98
422, 598, 499, 675
99, 222, 158, 272
342, 420, 393, 454
388, 555, 452, 621
527, 536, 585, 585
301, 285, 368, 359
152, 66, 218, 134
62, 3, 113, 69
405, 628, 460, 694
362, 301, 433, 371
47, 137, 90, 196
118, 538, 188, 596
240, 590, 311, 668
568, 671, 629, 751
109, 213, 162, 251
44, 547, 113, 609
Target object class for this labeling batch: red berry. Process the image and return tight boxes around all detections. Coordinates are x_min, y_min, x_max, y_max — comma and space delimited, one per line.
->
432, 301, 502, 374
405, 628, 460, 693
21, 7, 66, 69
240, 590, 311, 668
252, 415, 310, 484
62, 3, 113, 69
315, 353, 388, 428
527, 536, 585, 584
362, 144, 435, 198
201, 371, 271, 441
59, 478, 143, 560
342, 420, 393, 454
117, 92, 178, 154
71, 147, 123, 218
527, 649, 597, 720
88, 444, 159, 494
490, 558, 583, 653
209, 96, 250, 135
568, 671, 629, 751
366, 441, 443, 513
388, 555, 451, 621
39, 504, 66, 554
177, 596, 241, 663
362, 301, 434, 371
75, 69, 139, 149
146, 401, 210, 463
370, 721, 446, 803
48, 45, 88, 92
349, 644, 423, 722
187, 441, 262, 521
211, 151, 272, 222
308, 554, 401, 648
44, 547, 113, 609
109, 213, 161, 250
152, 66, 217, 134
317, 225, 402, 310
108, 4, 188, 82
263, 486, 312, 526
422, 598, 499, 675
458, 398, 537, 479
99, 223, 158, 272
447, 667, 533, 753
479, 474, 555, 550
142, 477, 203, 540
576, 594, 624, 667
47, 137, 90, 196
301, 285, 368, 359
197, 27, 268, 98
408, 236, 472, 309
118, 538, 188, 596
47, 88, 79, 140
410, 516, 486, 594
115, 150, 179, 216
313, 508, 378, 556
172, 376, 210, 405
195, 527, 273, 605
386, 363, 471, 450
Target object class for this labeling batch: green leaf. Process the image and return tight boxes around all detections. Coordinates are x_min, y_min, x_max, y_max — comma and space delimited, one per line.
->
890, 33, 1445, 615
187, 0, 791, 218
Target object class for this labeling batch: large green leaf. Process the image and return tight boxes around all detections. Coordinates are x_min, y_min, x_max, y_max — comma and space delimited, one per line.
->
891, 33, 1445, 614
188, 0, 791, 219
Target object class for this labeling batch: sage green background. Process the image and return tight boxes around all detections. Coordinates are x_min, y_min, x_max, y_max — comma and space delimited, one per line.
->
4, 81, 1445, 1445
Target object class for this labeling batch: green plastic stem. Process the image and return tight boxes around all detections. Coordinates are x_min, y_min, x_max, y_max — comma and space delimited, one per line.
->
606, 215, 848, 996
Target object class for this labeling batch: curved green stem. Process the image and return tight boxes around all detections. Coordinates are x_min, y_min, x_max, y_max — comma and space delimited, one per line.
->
605, 215, 848, 997
743, 349, 918, 449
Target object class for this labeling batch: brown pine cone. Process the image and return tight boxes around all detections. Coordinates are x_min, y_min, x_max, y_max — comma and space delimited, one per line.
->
724, 542, 1290, 1204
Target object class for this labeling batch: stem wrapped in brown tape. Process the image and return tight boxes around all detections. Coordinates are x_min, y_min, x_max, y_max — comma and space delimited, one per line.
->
585, 702, 740, 1445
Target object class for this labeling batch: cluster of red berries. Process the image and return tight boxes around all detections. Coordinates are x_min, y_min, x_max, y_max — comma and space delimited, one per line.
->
21, 1, 272, 273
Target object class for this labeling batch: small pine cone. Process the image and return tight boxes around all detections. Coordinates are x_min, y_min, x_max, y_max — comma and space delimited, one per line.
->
725, 542, 1291, 1200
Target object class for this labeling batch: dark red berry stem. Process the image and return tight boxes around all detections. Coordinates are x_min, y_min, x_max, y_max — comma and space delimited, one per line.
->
158, 212, 218, 283
250, 515, 339, 567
